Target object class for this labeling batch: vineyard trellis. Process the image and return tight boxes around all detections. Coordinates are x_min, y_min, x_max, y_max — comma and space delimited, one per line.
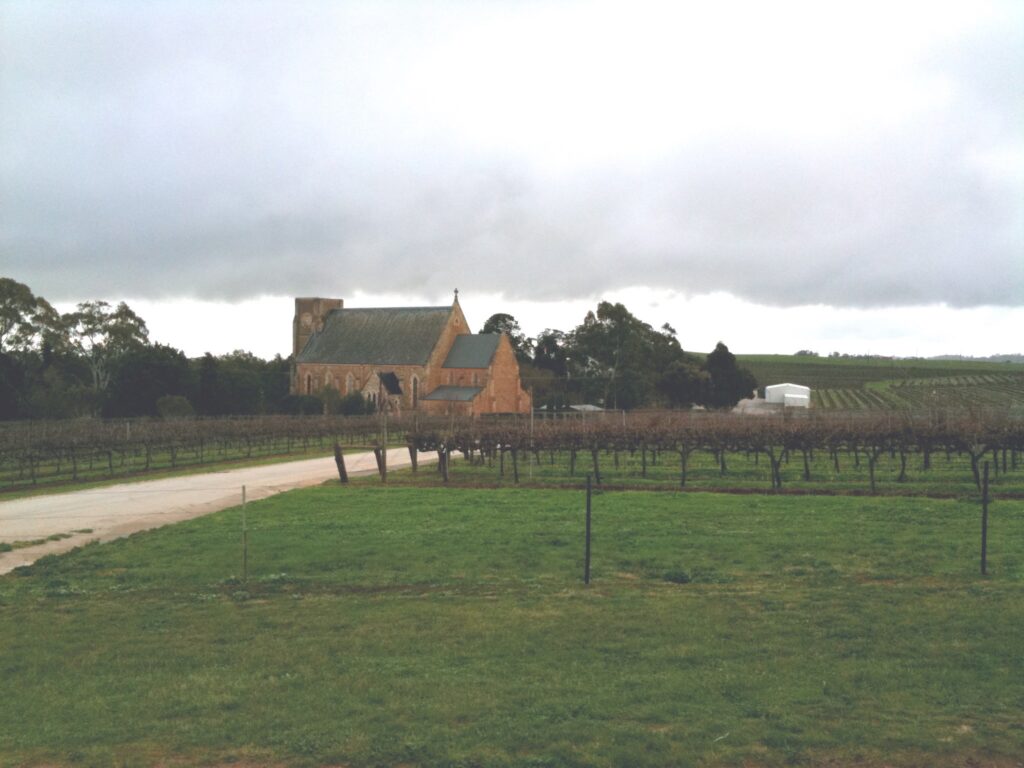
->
2, 409, 1022, 495
406, 409, 1024, 494
0, 414, 407, 489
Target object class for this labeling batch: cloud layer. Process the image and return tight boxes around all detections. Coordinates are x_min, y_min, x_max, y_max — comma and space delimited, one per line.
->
2, 0, 1021, 308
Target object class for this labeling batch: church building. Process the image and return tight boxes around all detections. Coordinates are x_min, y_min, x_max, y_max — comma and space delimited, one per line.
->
291, 293, 531, 416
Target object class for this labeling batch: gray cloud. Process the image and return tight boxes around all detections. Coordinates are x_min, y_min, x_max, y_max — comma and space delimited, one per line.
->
2, 1, 1021, 309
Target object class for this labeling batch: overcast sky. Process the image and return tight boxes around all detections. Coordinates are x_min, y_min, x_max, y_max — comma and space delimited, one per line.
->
2, 0, 1022, 358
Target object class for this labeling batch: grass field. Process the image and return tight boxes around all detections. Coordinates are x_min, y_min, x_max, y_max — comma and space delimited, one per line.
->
735, 355, 1024, 411
2, 477, 1022, 767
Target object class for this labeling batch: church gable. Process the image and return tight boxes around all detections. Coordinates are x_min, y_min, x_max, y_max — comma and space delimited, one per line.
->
296, 306, 452, 366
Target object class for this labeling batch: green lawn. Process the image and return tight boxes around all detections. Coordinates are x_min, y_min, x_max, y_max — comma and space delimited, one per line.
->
2, 482, 1022, 767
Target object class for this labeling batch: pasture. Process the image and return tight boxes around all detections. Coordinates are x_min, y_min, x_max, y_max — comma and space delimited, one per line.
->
2, 478, 1022, 767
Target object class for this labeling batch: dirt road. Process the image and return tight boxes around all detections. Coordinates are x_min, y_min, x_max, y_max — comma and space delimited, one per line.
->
0, 447, 426, 575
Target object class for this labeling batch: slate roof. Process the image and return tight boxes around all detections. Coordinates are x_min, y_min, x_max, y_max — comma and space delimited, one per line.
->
296, 307, 452, 365
422, 386, 484, 402
442, 334, 501, 369
379, 372, 402, 395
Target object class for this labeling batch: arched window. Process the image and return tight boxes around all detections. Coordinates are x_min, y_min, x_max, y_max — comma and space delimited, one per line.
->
305, 374, 312, 395
346, 373, 354, 394
412, 376, 419, 409
472, 372, 479, 386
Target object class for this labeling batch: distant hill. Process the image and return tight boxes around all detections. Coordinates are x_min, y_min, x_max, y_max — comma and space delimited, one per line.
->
928, 354, 1024, 364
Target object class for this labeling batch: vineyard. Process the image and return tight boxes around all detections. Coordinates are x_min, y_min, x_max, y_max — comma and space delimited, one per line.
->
402, 409, 1024, 496
737, 354, 1024, 412
815, 373, 1024, 410
0, 415, 403, 492
4, 406, 1024, 496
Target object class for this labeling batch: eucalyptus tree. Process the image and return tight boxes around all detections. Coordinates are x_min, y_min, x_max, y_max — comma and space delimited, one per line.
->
0, 277, 59, 353
62, 301, 149, 408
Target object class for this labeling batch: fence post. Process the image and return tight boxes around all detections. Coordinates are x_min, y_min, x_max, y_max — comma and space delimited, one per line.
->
584, 474, 592, 585
242, 485, 248, 582
333, 443, 348, 483
981, 462, 990, 576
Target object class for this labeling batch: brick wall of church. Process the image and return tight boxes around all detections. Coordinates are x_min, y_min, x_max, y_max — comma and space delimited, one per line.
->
295, 363, 429, 410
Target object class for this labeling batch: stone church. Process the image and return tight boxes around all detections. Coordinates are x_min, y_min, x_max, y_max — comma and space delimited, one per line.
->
291, 293, 531, 416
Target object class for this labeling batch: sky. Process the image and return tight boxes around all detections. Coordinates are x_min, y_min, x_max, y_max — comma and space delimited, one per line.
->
2, 0, 1022, 359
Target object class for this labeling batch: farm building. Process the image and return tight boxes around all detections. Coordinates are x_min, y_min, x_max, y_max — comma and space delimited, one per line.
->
765, 383, 811, 408
291, 293, 531, 416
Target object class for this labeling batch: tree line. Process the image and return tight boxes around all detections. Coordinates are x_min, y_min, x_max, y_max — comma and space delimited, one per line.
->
0, 278, 327, 420
480, 302, 757, 410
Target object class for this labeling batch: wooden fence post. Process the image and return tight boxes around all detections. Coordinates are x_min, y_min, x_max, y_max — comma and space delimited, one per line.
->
242, 485, 248, 582
333, 443, 348, 483
981, 462, 990, 576
584, 474, 592, 585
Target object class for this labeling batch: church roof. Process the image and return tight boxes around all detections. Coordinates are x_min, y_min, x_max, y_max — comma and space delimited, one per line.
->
442, 334, 501, 369
379, 372, 403, 395
296, 306, 451, 365
422, 385, 484, 402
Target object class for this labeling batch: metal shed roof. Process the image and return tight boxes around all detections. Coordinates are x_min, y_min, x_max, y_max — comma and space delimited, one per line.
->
442, 334, 501, 369
296, 306, 451, 365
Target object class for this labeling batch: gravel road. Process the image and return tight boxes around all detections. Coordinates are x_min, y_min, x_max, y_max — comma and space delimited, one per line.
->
0, 447, 427, 575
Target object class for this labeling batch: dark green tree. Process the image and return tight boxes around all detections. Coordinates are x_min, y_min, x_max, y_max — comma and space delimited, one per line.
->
657, 358, 708, 408
480, 313, 533, 362
569, 302, 680, 409
702, 342, 757, 409
105, 343, 193, 417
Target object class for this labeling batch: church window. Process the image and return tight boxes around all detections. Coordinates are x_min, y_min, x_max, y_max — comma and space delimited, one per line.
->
412, 376, 419, 409
305, 374, 312, 395
346, 373, 354, 394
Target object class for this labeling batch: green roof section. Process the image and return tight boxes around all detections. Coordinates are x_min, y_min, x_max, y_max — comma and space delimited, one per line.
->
297, 306, 452, 365
442, 334, 501, 369
422, 385, 484, 402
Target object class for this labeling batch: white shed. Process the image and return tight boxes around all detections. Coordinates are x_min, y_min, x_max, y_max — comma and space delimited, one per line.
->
765, 383, 811, 408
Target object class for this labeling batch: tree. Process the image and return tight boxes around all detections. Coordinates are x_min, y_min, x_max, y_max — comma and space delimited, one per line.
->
568, 302, 680, 409
62, 301, 149, 405
105, 343, 193, 417
702, 342, 757, 409
533, 329, 569, 377
0, 277, 58, 353
480, 313, 533, 362
192, 350, 289, 415
657, 359, 708, 408
156, 395, 195, 418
